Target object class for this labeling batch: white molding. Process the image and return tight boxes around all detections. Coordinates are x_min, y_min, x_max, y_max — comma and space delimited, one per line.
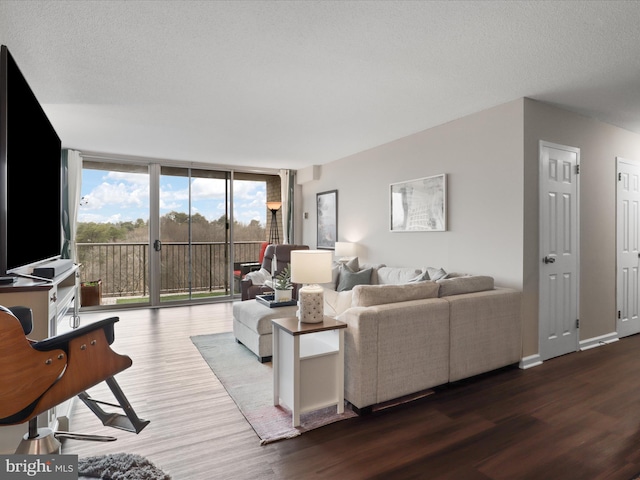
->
579, 332, 619, 351
519, 354, 543, 369
54, 396, 77, 432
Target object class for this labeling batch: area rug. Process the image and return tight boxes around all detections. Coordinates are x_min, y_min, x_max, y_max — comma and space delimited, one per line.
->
191, 332, 357, 445
78, 453, 171, 479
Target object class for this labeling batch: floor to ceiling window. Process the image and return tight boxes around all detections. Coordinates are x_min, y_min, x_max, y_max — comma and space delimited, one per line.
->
76, 158, 278, 309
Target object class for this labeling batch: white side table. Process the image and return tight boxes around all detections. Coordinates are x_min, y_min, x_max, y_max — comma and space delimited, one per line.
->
272, 316, 347, 427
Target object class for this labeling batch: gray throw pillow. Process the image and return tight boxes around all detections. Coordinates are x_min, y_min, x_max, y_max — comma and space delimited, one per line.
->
337, 266, 372, 292
343, 256, 359, 272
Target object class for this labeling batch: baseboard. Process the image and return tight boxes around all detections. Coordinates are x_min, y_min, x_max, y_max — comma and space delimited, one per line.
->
518, 332, 620, 370
55, 396, 77, 433
579, 331, 619, 351
519, 354, 543, 369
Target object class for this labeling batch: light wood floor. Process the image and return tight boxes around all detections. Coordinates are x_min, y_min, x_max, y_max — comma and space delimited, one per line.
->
61, 302, 640, 479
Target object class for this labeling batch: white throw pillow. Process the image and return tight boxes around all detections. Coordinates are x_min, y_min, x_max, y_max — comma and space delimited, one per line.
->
323, 288, 354, 316
426, 267, 448, 281
376, 266, 424, 285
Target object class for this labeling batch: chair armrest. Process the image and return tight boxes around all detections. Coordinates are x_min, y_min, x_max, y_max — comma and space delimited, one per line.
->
32, 317, 119, 352
241, 278, 253, 300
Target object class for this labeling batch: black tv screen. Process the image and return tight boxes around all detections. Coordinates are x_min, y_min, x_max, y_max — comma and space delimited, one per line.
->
0, 45, 62, 276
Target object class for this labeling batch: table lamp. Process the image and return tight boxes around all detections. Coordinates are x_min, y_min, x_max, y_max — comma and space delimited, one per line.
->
290, 250, 332, 323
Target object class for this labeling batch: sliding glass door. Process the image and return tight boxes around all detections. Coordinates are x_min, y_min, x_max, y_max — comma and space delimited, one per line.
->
78, 159, 276, 308
77, 162, 151, 308
157, 167, 231, 303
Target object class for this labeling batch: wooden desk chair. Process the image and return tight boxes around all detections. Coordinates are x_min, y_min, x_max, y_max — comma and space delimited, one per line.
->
0, 305, 149, 454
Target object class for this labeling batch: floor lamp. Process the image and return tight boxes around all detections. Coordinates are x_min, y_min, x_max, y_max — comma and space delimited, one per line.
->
267, 201, 282, 244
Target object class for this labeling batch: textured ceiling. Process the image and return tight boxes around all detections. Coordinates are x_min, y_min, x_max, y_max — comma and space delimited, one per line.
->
1, 0, 640, 170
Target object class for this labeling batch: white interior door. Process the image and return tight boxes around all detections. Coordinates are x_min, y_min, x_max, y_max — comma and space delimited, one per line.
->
539, 141, 580, 361
616, 157, 640, 338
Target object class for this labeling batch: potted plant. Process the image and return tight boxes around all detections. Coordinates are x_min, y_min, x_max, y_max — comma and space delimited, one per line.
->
273, 264, 293, 302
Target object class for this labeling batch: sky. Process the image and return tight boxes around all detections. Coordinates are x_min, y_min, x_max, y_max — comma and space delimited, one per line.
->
78, 169, 267, 226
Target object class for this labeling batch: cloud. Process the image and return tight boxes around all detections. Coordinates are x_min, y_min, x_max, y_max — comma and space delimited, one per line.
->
80, 169, 268, 224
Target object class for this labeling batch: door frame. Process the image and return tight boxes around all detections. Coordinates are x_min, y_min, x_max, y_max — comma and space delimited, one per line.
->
538, 140, 580, 361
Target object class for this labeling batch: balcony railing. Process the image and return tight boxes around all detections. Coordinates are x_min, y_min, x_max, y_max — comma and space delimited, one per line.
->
76, 241, 264, 300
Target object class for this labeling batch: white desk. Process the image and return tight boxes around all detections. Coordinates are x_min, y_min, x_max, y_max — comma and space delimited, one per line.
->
272, 316, 347, 427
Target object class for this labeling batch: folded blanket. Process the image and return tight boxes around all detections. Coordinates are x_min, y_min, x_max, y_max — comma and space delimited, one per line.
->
244, 268, 272, 286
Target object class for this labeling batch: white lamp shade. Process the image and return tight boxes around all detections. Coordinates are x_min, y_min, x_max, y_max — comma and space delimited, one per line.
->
290, 250, 332, 284
334, 242, 357, 258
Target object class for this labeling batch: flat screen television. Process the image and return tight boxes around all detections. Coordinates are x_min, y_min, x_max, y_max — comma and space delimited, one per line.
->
0, 45, 63, 279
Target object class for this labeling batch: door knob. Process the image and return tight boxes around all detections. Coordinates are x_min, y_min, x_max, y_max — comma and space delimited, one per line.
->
543, 256, 556, 264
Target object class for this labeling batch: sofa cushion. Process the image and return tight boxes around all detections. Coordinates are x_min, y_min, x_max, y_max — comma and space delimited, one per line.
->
360, 263, 386, 285
437, 275, 494, 296
323, 288, 354, 316
337, 265, 372, 292
376, 266, 424, 285
351, 281, 440, 307
233, 300, 298, 335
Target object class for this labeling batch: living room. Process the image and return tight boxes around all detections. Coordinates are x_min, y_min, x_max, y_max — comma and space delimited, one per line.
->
3, 1, 640, 478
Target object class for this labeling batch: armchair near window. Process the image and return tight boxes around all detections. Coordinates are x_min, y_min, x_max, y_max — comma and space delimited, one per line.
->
0, 305, 148, 454
240, 244, 309, 300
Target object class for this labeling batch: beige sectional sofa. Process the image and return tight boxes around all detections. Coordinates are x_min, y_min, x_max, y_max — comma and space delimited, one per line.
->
324, 264, 522, 412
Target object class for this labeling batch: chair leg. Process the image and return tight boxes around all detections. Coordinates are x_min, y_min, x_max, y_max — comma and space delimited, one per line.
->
77, 376, 150, 434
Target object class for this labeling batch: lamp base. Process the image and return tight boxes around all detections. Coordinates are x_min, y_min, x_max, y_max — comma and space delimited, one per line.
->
297, 285, 324, 323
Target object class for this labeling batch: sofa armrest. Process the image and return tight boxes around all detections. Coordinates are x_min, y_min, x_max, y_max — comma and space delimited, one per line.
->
240, 278, 253, 301
339, 297, 450, 409
338, 307, 380, 410
241, 279, 273, 301
446, 288, 522, 382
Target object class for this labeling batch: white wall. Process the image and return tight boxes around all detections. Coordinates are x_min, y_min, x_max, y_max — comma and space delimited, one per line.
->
301, 96, 640, 361
300, 99, 525, 289
523, 99, 640, 356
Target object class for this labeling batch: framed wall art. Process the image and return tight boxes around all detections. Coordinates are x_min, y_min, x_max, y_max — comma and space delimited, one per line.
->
317, 189, 338, 249
390, 174, 447, 232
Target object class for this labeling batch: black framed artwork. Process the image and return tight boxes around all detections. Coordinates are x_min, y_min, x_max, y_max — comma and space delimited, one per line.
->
317, 189, 337, 249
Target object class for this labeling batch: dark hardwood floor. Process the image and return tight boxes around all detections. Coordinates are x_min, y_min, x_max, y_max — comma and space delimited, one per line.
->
61, 302, 640, 479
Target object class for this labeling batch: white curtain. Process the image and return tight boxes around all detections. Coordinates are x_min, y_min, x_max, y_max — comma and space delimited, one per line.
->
279, 169, 295, 244
64, 149, 83, 262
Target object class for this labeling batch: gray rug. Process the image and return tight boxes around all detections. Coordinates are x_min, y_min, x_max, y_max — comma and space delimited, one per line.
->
78, 453, 171, 479
191, 332, 357, 445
